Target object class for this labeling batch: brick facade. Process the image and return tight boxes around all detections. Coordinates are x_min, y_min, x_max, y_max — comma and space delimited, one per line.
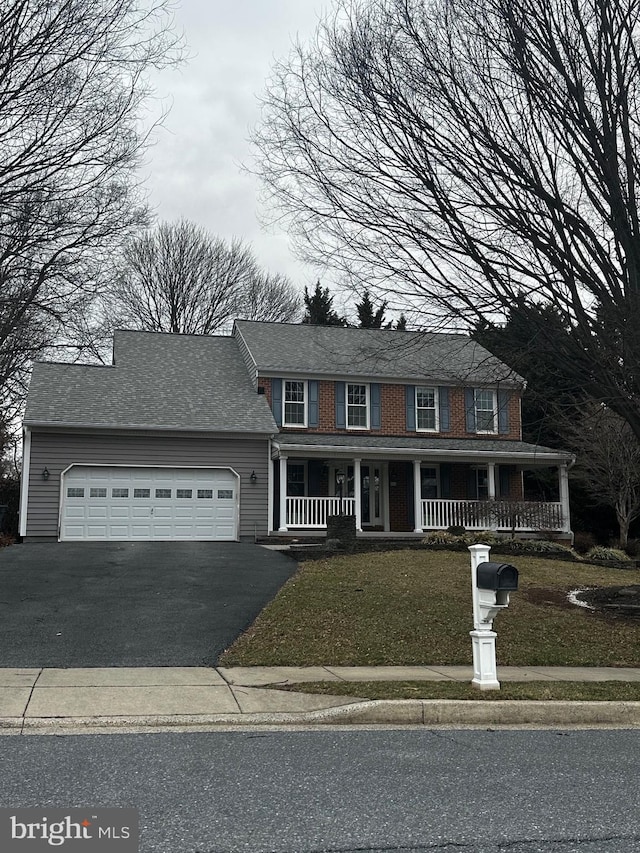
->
259, 376, 522, 440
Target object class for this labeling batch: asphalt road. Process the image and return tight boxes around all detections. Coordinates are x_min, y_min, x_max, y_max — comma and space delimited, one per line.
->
1, 729, 639, 852
0, 542, 296, 667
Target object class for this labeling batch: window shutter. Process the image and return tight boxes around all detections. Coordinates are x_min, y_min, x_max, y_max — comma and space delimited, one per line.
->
499, 465, 512, 499
308, 380, 319, 427
308, 459, 322, 495
438, 387, 450, 432
271, 379, 282, 427
440, 463, 452, 499
406, 461, 414, 522
406, 385, 416, 430
370, 383, 381, 429
467, 467, 478, 499
335, 381, 346, 428
465, 388, 476, 432
498, 390, 510, 434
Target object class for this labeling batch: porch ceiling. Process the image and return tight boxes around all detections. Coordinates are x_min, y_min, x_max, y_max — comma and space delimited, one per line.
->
272, 433, 574, 466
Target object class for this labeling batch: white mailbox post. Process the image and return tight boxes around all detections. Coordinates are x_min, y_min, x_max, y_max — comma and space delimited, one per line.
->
468, 544, 518, 691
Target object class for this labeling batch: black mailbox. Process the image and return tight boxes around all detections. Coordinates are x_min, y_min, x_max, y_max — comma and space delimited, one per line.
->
476, 561, 518, 591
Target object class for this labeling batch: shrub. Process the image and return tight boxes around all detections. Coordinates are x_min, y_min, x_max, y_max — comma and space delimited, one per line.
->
624, 539, 640, 558
447, 525, 467, 537
422, 531, 462, 545
586, 546, 632, 562
422, 530, 509, 548
572, 531, 597, 554
504, 539, 579, 558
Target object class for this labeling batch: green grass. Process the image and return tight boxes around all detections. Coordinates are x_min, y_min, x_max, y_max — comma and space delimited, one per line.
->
219, 549, 640, 667
272, 680, 640, 701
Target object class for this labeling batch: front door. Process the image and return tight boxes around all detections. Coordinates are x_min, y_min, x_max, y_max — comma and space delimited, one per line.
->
330, 463, 384, 528
361, 464, 383, 527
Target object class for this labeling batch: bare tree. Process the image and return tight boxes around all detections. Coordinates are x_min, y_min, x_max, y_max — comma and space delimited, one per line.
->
0, 0, 182, 415
105, 220, 301, 335
253, 0, 640, 438
567, 407, 640, 548
236, 269, 302, 324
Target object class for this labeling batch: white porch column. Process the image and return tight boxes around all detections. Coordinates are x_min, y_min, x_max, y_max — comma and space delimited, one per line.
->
558, 463, 571, 532
413, 459, 423, 533
487, 462, 496, 500
353, 458, 362, 532
278, 455, 288, 532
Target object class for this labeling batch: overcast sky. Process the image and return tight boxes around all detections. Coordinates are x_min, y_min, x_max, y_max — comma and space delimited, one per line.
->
142, 0, 329, 295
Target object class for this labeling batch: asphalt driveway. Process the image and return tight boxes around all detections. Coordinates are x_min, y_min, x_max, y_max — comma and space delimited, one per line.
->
0, 542, 297, 667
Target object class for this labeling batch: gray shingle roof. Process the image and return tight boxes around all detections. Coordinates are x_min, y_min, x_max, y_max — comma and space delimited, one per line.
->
25, 331, 277, 433
274, 433, 572, 463
235, 320, 523, 386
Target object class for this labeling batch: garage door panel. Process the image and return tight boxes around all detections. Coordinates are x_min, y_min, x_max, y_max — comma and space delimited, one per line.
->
131, 506, 151, 519
87, 507, 108, 521
109, 507, 130, 519
61, 466, 239, 541
64, 506, 86, 519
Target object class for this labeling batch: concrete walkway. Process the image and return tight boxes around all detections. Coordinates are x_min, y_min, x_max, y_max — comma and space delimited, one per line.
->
3, 666, 640, 734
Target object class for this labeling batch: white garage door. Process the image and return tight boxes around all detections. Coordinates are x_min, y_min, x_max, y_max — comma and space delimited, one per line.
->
60, 466, 239, 541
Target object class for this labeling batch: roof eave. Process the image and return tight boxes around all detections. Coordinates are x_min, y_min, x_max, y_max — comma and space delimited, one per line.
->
271, 439, 573, 465
23, 419, 276, 435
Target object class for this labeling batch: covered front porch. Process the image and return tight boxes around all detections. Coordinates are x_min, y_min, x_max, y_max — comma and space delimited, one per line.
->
270, 435, 573, 538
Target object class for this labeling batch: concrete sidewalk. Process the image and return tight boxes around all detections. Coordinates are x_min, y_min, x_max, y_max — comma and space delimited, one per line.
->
2, 666, 640, 734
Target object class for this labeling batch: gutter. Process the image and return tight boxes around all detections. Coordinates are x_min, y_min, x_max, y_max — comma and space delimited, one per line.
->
18, 426, 31, 537
22, 420, 277, 435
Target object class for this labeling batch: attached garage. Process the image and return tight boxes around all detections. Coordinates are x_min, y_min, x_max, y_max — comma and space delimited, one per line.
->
21, 331, 277, 542
60, 466, 239, 541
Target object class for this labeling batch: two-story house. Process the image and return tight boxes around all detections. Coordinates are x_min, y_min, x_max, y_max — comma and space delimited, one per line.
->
20, 320, 574, 542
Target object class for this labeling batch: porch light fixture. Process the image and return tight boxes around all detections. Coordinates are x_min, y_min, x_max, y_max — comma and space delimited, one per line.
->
250, 470, 257, 483
42, 466, 50, 480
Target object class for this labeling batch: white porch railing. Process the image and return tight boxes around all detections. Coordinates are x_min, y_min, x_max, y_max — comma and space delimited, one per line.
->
421, 499, 565, 531
286, 497, 356, 529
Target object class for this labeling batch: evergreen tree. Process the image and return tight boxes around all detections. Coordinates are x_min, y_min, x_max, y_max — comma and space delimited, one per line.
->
302, 281, 346, 325
355, 289, 387, 328
395, 313, 407, 331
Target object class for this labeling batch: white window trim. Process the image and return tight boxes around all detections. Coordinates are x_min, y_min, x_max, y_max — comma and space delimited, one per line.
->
286, 460, 308, 497
283, 379, 308, 428
475, 467, 489, 499
415, 386, 439, 433
420, 463, 440, 499
346, 382, 370, 430
474, 389, 498, 434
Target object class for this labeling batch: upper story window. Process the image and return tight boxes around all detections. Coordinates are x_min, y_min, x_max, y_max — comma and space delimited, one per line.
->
347, 383, 369, 429
416, 387, 438, 431
474, 389, 497, 433
283, 380, 307, 426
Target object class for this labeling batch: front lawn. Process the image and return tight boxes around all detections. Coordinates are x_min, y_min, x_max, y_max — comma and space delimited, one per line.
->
273, 681, 640, 701
219, 549, 640, 667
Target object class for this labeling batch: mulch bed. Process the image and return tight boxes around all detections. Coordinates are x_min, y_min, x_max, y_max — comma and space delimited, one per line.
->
575, 585, 640, 620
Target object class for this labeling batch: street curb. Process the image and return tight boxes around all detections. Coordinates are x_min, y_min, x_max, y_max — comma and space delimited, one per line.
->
3, 700, 640, 734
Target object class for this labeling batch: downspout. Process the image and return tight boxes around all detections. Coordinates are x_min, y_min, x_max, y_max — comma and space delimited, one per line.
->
18, 426, 31, 538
